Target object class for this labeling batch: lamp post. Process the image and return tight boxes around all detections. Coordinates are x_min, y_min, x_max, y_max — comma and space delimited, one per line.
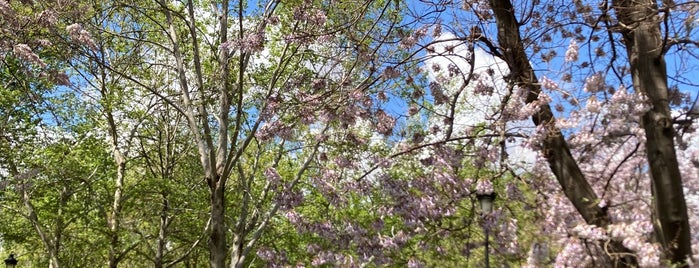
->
4, 254, 17, 268
477, 192, 496, 268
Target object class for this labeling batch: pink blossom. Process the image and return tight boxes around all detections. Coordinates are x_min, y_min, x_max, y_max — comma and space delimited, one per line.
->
429, 82, 449, 105
231, 32, 266, 53
556, 118, 578, 129
13, 44, 46, 67
334, 156, 352, 169
256, 120, 293, 141
631, 93, 651, 116
276, 185, 304, 210
540, 76, 559, 91
285, 210, 301, 224
407, 258, 423, 268
583, 73, 605, 93
37, 39, 52, 47
586, 95, 601, 113
538, 91, 552, 105
408, 105, 419, 116
37, 10, 58, 27
400, 35, 418, 48
311, 78, 326, 90
433, 23, 442, 37
66, 23, 97, 50
554, 238, 592, 267
565, 40, 579, 62
309, 9, 327, 26
219, 40, 233, 54
51, 72, 71, 86
611, 85, 629, 103
256, 247, 276, 262
382, 66, 400, 79
264, 167, 282, 185
473, 80, 494, 96
475, 179, 494, 195
0, 0, 13, 16
267, 15, 280, 25
400, 27, 427, 48
375, 109, 396, 136
572, 223, 609, 240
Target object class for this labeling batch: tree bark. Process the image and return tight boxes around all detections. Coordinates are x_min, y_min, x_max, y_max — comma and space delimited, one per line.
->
107, 124, 125, 268
209, 180, 227, 268
487, 0, 637, 265
612, 0, 694, 265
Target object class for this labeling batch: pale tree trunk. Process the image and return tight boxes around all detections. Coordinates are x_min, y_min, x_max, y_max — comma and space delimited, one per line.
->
159, 0, 227, 265
211, 0, 231, 266
100, 41, 126, 266
11, 167, 62, 268
9, 138, 65, 268
159, 0, 283, 265
21, 187, 61, 268
612, 0, 693, 265
106, 113, 125, 268
487, 0, 637, 265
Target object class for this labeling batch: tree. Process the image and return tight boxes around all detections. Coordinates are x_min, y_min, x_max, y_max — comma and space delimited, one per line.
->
611, 0, 693, 263
387, 0, 698, 266
3, 0, 698, 266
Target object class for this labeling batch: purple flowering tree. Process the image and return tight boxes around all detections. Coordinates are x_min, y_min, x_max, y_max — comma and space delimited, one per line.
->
380, 0, 699, 266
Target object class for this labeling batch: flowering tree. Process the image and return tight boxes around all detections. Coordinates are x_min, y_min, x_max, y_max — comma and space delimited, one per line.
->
3, 0, 699, 267
64, 0, 407, 266
382, 0, 699, 266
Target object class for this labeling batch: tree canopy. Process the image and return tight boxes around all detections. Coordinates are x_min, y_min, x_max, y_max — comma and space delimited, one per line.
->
1, 0, 698, 267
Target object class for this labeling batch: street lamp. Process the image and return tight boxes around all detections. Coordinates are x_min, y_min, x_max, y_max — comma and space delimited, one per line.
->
4, 254, 17, 268
477, 192, 496, 268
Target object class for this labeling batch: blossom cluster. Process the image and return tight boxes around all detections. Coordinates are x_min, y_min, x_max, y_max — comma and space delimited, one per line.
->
0, 0, 12, 16
66, 23, 97, 50
374, 109, 396, 136
400, 26, 428, 48
13, 44, 46, 67
221, 31, 266, 54
582, 72, 605, 93
565, 40, 579, 62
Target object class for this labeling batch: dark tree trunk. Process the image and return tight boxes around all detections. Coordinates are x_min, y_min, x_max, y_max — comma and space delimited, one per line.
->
612, 0, 693, 265
209, 178, 227, 268
487, 0, 637, 265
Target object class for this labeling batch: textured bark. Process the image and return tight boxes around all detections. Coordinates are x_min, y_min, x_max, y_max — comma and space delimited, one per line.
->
612, 0, 693, 265
209, 181, 227, 268
488, 0, 636, 265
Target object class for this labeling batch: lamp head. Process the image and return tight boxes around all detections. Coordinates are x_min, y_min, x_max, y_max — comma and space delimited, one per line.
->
476, 192, 497, 214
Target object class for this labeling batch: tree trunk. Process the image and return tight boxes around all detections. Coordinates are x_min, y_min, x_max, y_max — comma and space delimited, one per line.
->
22, 188, 61, 268
209, 180, 227, 268
155, 192, 169, 268
612, 0, 693, 265
107, 149, 125, 268
487, 0, 637, 265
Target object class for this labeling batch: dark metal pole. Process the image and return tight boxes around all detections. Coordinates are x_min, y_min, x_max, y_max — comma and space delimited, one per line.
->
485, 228, 490, 268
